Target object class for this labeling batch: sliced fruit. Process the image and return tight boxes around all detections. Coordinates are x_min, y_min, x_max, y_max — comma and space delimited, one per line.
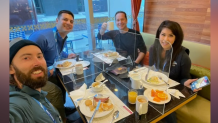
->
151, 89, 156, 97
153, 97, 161, 102
156, 89, 164, 93
155, 94, 162, 100
157, 92, 168, 100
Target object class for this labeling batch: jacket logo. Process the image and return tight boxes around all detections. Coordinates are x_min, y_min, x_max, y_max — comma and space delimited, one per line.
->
172, 61, 177, 66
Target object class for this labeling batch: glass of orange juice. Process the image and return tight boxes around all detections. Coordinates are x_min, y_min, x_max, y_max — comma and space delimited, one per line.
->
128, 89, 138, 104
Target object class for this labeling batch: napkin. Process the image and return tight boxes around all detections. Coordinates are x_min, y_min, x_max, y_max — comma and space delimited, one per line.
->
69, 83, 87, 101
95, 73, 106, 82
168, 89, 185, 99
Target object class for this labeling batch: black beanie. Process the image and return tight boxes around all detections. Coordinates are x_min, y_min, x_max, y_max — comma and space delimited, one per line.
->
10, 39, 43, 64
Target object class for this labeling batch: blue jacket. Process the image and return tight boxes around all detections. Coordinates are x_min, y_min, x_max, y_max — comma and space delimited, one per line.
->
9, 85, 62, 123
29, 27, 68, 76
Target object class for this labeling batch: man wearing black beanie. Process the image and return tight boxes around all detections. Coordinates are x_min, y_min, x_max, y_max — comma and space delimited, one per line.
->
9, 39, 65, 123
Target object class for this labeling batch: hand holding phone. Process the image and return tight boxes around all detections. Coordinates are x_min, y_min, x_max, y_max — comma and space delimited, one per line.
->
191, 76, 210, 91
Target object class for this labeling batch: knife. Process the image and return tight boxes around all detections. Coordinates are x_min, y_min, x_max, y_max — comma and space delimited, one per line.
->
145, 68, 150, 80
89, 100, 101, 123
76, 94, 98, 102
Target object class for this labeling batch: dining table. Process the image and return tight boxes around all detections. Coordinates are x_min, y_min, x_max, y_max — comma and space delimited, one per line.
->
56, 50, 197, 123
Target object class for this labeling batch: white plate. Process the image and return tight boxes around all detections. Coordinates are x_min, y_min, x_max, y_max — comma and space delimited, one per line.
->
79, 95, 114, 118
102, 52, 120, 59
76, 61, 90, 67
141, 71, 168, 85
55, 59, 76, 69
144, 89, 171, 105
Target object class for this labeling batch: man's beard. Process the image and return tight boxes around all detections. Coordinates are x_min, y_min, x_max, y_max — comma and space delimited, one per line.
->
13, 65, 48, 90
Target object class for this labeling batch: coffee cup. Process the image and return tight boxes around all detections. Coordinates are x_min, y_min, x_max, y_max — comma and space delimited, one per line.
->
130, 73, 143, 89
136, 95, 148, 115
107, 21, 114, 31
75, 63, 83, 75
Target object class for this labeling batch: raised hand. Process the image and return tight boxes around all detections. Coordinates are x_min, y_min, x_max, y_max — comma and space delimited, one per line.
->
100, 22, 107, 35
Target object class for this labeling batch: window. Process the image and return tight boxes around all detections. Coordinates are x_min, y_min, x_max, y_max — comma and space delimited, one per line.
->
34, 0, 44, 14
9, 0, 144, 52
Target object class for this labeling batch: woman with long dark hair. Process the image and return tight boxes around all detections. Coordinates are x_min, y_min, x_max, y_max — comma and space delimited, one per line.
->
149, 20, 201, 123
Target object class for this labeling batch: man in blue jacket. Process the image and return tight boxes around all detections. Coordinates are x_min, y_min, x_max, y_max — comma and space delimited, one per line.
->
29, 10, 76, 115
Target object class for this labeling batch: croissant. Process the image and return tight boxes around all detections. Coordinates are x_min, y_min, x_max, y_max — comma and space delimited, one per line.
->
62, 61, 72, 67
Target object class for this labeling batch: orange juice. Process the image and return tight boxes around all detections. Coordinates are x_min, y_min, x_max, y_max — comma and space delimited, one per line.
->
128, 90, 138, 104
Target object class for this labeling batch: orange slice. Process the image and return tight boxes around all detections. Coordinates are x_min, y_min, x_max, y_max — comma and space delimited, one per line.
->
156, 89, 164, 93
157, 92, 168, 100
153, 97, 161, 102
151, 89, 156, 97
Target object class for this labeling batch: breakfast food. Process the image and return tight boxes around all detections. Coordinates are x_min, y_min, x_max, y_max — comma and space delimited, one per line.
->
147, 76, 160, 84
57, 61, 72, 67
57, 64, 62, 67
93, 96, 109, 106
112, 67, 127, 75
116, 67, 127, 72
92, 82, 100, 87
84, 97, 113, 112
89, 105, 95, 111
103, 52, 118, 57
101, 102, 114, 111
151, 89, 168, 102
85, 99, 92, 106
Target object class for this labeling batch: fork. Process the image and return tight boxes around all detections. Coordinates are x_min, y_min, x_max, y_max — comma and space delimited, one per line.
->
158, 76, 170, 86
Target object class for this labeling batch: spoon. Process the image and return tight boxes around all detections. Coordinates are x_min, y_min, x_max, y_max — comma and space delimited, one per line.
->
96, 80, 108, 87
110, 110, 119, 123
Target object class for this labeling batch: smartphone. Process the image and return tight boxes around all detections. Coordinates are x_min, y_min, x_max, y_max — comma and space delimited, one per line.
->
191, 76, 210, 90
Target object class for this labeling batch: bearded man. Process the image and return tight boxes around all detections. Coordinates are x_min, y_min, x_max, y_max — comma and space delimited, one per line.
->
9, 40, 64, 123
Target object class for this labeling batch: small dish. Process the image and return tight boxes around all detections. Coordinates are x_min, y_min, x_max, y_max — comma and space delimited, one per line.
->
89, 82, 104, 92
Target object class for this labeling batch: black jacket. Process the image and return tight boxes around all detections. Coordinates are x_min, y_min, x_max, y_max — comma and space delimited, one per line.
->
149, 45, 191, 84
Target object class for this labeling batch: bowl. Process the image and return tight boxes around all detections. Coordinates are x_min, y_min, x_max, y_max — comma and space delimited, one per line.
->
89, 82, 103, 92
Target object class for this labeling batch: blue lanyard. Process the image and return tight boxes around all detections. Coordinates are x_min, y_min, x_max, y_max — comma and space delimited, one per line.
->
32, 98, 57, 123
53, 27, 62, 61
